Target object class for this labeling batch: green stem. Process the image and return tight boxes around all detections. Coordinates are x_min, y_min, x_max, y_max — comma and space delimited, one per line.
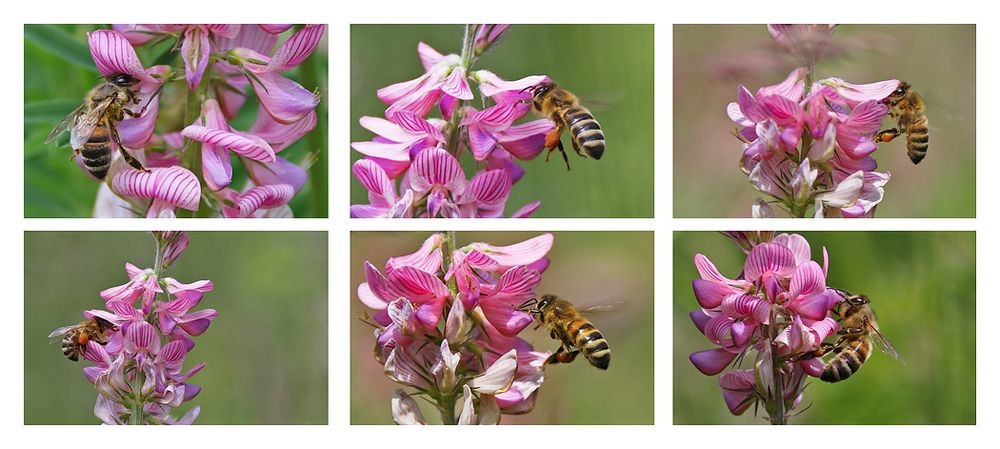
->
437, 394, 457, 425
128, 370, 146, 425
768, 307, 787, 425
445, 25, 480, 156
298, 38, 327, 218
795, 65, 816, 218
180, 77, 210, 217
442, 231, 459, 296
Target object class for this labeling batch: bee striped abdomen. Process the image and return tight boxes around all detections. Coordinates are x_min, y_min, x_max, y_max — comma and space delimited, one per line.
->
81, 125, 112, 180
905, 115, 929, 164
61, 335, 80, 361
567, 319, 610, 370
821, 339, 871, 382
562, 106, 605, 160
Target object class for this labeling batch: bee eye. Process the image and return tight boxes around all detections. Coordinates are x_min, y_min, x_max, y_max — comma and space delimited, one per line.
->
895, 88, 905, 95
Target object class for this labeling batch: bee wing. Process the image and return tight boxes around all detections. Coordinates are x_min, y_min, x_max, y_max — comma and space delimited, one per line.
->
69, 97, 115, 150
47, 324, 82, 342
579, 299, 627, 315
865, 319, 905, 364
44, 102, 86, 144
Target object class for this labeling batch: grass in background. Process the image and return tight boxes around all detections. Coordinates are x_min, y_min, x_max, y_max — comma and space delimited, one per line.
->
24, 232, 328, 424
351, 231, 654, 424
23, 25, 329, 218
673, 231, 975, 424
351, 25, 654, 218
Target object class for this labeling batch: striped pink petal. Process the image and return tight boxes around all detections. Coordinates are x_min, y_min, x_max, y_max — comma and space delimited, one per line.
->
441, 66, 473, 100
205, 24, 240, 39
408, 147, 466, 195
387, 266, 451, 305
111, 24, 156, 46
249, 107, 316, 152
87, 30, 158, 84
391, 111, 445, 143
467, 233, 553, 268
386, 233, 443, 275
218, 25, 278, 54
511, 201, 540, 218
353, 159, 396, 206
259, 24, 294, 34
475, 70, 549, 98
788, 261, 826, 300
771, 233, 812, 266
461, 169, 511, 206
462, 101, 529, 132
232, 184, 295, 218
182, 125, 276, 163
757, 67, 806, 101
822, 77, 899, 107
268, 24, 325, 72
247, 156, 308, 193
112, 166, 201, 211
720, 294, 771, 324
743, 242, 796, 282
692, 279, 733, 309
182, 27, 211, 90
497, 119, 554, 160
719, 370, 756, 415
251, 71, 320, 124
124, 321, 158, 353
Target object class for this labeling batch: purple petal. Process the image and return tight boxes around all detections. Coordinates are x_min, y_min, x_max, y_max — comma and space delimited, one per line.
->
353, 159, 396, 205
461, 169, 511, 205
690, 348, 738, 376
232, 184, 295, 218
182, 125, 276, 163
480, 301, 534, 336
497, 119, 554, 160
408, 147, 465, 194
249, 108, 317, 152
511, 201, 540, 218
259, 24, 294, 34
112, 24, 155, 46
250, 71, 320, 124
692, 279, 732, 309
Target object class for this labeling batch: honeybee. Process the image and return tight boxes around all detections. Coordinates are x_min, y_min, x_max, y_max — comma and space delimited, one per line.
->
48, 316, 115, 362
45, 74, 157, 179
874, 81, 929, 164
518, 294, 616, 370
524, 82, 605, 170
809, 289, 903, 382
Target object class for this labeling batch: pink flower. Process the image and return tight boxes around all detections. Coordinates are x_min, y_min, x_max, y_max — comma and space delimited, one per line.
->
767, 24, 836, 66
111, 166, 201, 218
182, 99, 276, 191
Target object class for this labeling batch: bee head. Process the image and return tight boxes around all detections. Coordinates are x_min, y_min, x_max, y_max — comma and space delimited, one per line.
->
881, 82, 910, 104
107, 73, 139, 87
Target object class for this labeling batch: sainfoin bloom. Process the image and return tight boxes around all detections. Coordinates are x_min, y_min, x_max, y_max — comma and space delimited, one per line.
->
728, 25, 900, 218
352, 24, 552, 218
689, 232, 842, 424
68, 231, 215, 424
359, 232, 554, 424
74, 25, 324, 218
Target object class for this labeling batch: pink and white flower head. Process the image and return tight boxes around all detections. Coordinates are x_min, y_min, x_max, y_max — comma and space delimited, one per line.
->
353, 26, 553, 218
359, 232, 553, 424
728, 65, 898, 218
70, 232, 213, 424
689, 232, 841, 421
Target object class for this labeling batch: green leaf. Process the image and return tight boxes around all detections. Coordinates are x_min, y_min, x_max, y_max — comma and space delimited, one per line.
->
24, 99, 80, 125
24, 25, 98, 72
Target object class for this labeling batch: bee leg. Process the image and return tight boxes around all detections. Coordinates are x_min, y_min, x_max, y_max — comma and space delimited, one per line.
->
545, 344, 580, 365
556, 140, 571, 171
806, 342, 837, 359
836, 327, 864, 336
110, 124, 149, 173
68, 148, 79, 161
874, 128, 901, 143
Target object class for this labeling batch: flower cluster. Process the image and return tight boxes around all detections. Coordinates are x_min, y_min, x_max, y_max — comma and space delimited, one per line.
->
75, 232, 216, 424
351, 24, 551, 218
359, 233, 553, 424
728, 25, 898, 218
77, 25, 324, 218
689, 232, 842, 423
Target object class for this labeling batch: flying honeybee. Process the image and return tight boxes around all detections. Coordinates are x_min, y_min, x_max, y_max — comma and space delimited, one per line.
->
808, 289, 903, 382
524, 82, 605, 170
874, 81, 929, 164
48, 316, 115, 362
518, 294, 616, 370
45, 73, 158, 179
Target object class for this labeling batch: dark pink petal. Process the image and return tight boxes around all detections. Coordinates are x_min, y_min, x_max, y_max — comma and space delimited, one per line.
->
480, 301, 534, 336
268, 25, 325, 72
736, 84, 766, 123
721, 294, 770, 324
719, 370, 756, 415
158, 340, 188, 366
359, 265, 391, 310
179, 318, 213, 336
690, 348, 737, 375
125, 321, 157, 353
182, 27, 211, 90
788, 293, 833, 321
800, 357, 825, 377
408, 147, 465, 195
758, 95, 803, 126
704, 316, 735, 347
87, 30, 157, 84
112, 24, 155, 46
182, 125, 276, 163
353, 159, 396, 206
743, 242, 796, 282
259, 24, 294, 34
387, 266, 450, 304
116, 70, 165, 148
386, 89, 443, 120
467, 124, 499, 160
112, 166, 201, 211
694, 254, 750, 289
204, 25, 240, 39
231, 184, 295, 218
251, 71, 320, 124
461, 169, 511, 206
692, 279, 733, 309
462, 101, 529, 132
689, 309, 713, 334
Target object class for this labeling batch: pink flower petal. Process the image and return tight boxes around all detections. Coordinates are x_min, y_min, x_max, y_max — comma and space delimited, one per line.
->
386, 233, 443, 275
692, 279, 733, 309
417, 42, 447, 71
182, 27, 211, 90
408, 147, 465, 195
511, 200, 540, 218
250, 71, 320, 124
111, 166, 201, 211
788, 261, 826, 299
475, 70, 549, 98
112, 24, 155, 46
268, 24, 325, 72
460, 169, 511, 206
441, 66, 473, 100
87, 30, 157, 84
259, 24, 294, 34
757, 67, 806, 101
249, 108, 317, 152
182, 125, 276, 163
467, 234, 553, 268
743, 242, 796, 282
246, 156, 308, 194
229, 184, 295, 218
353, 159, 396, 206
823, 78, 900, 107
497, 119, 554, 160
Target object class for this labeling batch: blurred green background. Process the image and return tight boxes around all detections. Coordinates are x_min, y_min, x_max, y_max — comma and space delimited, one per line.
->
23, 24, 329, 217
351, 231, 654, 424
351, 25, 654, 218
673, 231, 975, 424
673, 25, 975, 217
24, 232, 328, 424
